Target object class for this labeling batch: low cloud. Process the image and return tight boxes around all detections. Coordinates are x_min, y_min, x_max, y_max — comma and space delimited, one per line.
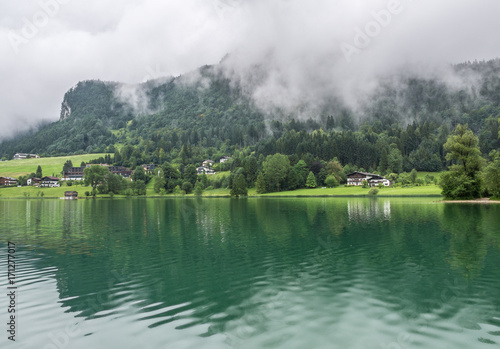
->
1, 0, 500, 139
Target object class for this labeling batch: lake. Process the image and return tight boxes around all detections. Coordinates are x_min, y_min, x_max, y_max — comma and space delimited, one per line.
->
1, 198, 499, 348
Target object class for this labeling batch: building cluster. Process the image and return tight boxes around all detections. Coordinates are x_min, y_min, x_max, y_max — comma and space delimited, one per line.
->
61, 164, 134, 180
346, 172, 392, 187
13, 153, 40, 160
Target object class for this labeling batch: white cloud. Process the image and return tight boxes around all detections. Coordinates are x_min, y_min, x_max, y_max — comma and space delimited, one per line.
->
1, 0, 499, 139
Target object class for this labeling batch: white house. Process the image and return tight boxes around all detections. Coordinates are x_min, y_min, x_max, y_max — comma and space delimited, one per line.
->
346, 172, 391, 187
13, 153, 39, 160
220, 156, 232, 163
40, 176, 60, 188
202, 160, 215, 167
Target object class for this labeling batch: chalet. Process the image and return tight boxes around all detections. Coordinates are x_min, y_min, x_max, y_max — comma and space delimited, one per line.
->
62, 167, 85, 180
347, 172, 391, 187
13, 153, 39, 160
27, 177, 41, 186
0, 177, 17, 186
202, 160, 215, 167
197, 166, 215, 175
108, 166, 133, 178
41, 176, 60, 188
141, 164, 156, 173
64, 191, 78, 199
62, 165, 133, 180
220, 156, 232, 163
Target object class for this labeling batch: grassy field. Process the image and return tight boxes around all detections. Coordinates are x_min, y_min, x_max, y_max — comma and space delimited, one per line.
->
0, 154, 109, 178
0, 184, 442, 198
258, 185, 442, 197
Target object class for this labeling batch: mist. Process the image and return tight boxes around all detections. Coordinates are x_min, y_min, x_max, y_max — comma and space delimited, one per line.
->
1, 0, 500, 140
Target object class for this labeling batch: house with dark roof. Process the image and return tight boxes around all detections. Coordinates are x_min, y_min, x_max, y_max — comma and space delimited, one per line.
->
41, 177, 60, 187
346, 172, 391, 187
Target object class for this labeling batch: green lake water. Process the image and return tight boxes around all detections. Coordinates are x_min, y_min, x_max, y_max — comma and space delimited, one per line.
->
0, 198, 499, 348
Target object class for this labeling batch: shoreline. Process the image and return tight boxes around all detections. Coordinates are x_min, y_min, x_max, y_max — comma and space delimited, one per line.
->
438, 198, 500, 204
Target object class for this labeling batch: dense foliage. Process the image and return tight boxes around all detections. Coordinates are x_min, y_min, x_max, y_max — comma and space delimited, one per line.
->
2, 59, 500, 198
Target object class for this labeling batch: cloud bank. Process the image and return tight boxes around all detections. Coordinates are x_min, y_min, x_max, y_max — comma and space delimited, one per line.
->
1, 0, 499, 139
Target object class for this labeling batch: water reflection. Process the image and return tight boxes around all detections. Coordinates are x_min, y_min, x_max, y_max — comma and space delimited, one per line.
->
0, 198, 499, 348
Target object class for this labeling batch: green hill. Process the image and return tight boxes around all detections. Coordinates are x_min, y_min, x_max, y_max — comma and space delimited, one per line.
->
0, 59, 499, 174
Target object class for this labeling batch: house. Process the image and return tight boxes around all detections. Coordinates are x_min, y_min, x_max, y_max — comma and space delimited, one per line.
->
346, 172, 391, 187
62, 165, 133, 180
41, 177, 60, 187
197, 166, 215, 175
108, 166, 133, 178
62, 167, 85, 180
202, 160, 215, 167
141, 164, 156, 173
64, 191, 78, 199
0, 177, 17, 186
13, 153, 39, 160
27, 177, 41, 186
220, 156, 232, 163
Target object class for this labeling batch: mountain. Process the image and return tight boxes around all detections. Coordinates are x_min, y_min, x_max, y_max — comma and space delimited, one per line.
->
1, 59, 499, 172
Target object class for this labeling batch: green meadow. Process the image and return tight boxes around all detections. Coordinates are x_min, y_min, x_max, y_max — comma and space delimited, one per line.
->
0, 154, 109, 178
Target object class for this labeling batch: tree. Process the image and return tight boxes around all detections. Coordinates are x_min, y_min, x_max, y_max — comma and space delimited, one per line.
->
285, 167, 301, 190
306, 171, 317, 188
194, 181, 204, 196
482, 151, 500, 198
36, 165, 43, 178
443, 124, 484, 177
262, 154, 290, 192
84, 165, 110, 196
326, 159, 345, 183
161, 163, 182, 193
132, 180, 146, 195
255, 172, 267, 194
230, 174, 248, 197
63, 160, 73, 173
387, 144, 403, 173
294, 160, 309, 184
410, 169, 418, 184
182, 181, 193, 194
183, 164, 198, 186
440, 124, 484, 199
325, 175, 339, 188
133, 166, 149, 183
154, 169, 166, 193
105, 173, 123, 194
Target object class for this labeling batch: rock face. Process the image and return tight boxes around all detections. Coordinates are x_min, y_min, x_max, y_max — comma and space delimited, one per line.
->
60, 100, 71, 120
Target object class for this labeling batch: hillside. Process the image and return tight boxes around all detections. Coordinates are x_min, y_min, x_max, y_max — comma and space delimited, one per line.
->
0, 59, 499, 173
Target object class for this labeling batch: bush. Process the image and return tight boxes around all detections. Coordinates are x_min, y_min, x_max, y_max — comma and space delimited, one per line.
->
85, 191, 90, 197
325, 175, 339, 188
182, 181, 193, 194
368, 188, 379, 195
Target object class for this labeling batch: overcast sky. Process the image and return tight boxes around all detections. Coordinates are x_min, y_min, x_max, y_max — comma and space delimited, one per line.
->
1, 0, 499, 140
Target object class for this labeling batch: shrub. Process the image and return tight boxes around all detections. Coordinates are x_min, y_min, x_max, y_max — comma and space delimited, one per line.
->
85, 191, 90, 197
368, 188, 379, 195
325, 175, 339, 188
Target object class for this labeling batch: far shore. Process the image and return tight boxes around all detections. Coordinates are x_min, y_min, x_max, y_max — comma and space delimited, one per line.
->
438, 198, 500, 204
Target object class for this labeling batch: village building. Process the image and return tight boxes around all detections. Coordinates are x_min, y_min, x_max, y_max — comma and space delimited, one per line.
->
0, 177, 17, 186
27, 177, 42, 186
41, 177, 60, 188
220, 156, 232, 163
202, 160, 215, 167
62, 167, 85, 180
197, 166, 215, 175
13, 153, 40, 160
346, 172, 391, 187
64, 191, 78, 199
62, 164, 133, 180
141, 164, 156, 173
